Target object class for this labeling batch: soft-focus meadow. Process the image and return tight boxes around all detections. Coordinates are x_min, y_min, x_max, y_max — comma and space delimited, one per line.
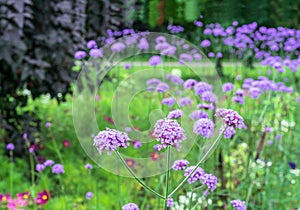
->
1, 1, 300, 210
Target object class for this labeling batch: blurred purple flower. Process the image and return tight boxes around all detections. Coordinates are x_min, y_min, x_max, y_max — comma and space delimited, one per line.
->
6, 143, 14, 151
52, 164, 64, 174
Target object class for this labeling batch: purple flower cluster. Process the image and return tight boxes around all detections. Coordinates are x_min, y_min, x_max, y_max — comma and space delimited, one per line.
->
184, 166, 205, 184
222, 82, 235, 92
200, 173, 218, 191
172, 159, 189, 170
231, 199, 246, 210
166, 74, 184, 85
93, 128, 130, 155
168, 109, 184, 119
162, 97, 176, 107
122, 203, 139, 210
193, 118, 215, 138
189, 110, 209, 120
216, 109, 245, 129
153, 118, 186, 150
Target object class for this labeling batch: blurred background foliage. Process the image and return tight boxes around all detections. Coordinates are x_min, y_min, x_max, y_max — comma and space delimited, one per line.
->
0, 0, 299, 153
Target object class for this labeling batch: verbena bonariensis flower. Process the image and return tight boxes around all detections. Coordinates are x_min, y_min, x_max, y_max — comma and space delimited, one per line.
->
193, 118, 215, 138
85, 163, 92, 170
231, 199, 246, 210
110, 42, 126, 52
93, 128, 130, 155
138, 37, 149, 50
166, 74, 184, 85
189, 110, 209, 120
156, 82, 169, 93
178, 97, 192, 107
216, 109, 245, 129
124, 63, 131, 69
167, 198, 174, 207
162, 97, 176, 107
153, 118, 186, 150
184, 166, 205, 184
36, 164, 45, 172
87, 40, 97, 49
122, 203, 139, 210
200, 173, 218, 191
146, 78, 161, 85
222, 82, 235, 92
6, 143, 14, 151
168, 109, 184, 119
183, 79, 197, 90
232, 96, 245, 105
86, 192, 94, 200
36, 190, 50, 205
201, 40, 211, 47
52, 164, 64, 174
89, 49, 103, 58
74, 51, 87, 60
224, 126, 236, 138
194, 82, 213, 95
172, 159, 189, 170
201, 91, 217, 103
132, 140, 142, 148
149, 55, 162, 66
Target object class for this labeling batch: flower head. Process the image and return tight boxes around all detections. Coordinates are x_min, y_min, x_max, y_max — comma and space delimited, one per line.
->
231, 199, 246, 210
172, 159, 189, 170
132, 140, 142, 149
200, 173, 218, 191
153, 118, 186, 150
74, 51, 87, 60
149, 55, 162, 66
36, 164, 46, 172
189, 110, 209, 120
167, 198, 174, 207
93, 128, 130, 155
52, 164, 64, 174
36, 190, 50, 205
85, 164, 92, 170
44, 160, 54, 167
86, 192, 94, 200
122, 203, 140, 210
6, 143, 14, 151
162, 98, 176, 107
216, 109, 245, 129
193, 118, 215, 138
184, 166, 205, 184
168, 109, 184, 119
62, 139, 71, 148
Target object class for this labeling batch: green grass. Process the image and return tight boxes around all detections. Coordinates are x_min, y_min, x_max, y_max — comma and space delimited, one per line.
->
1, 64, 300, 209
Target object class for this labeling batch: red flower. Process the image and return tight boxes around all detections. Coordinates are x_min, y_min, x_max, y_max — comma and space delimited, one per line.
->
150, 152, 161, 161
103, 116, 115, 125
62, 139, 71, 148
125, 159, 136, 167
36, 190, 51, 205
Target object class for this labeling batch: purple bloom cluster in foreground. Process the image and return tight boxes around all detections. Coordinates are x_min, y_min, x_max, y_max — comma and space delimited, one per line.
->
231, 199, 246, 210
184, 166, 205, 184
153, 118, 186, 151
93, 128, 130, 155
216, 109, 245, 129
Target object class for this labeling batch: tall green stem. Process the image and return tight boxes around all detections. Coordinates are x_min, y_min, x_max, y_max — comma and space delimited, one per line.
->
169, 131, 224, 197
115, 151, 165, 199
163, 146, 171, 210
